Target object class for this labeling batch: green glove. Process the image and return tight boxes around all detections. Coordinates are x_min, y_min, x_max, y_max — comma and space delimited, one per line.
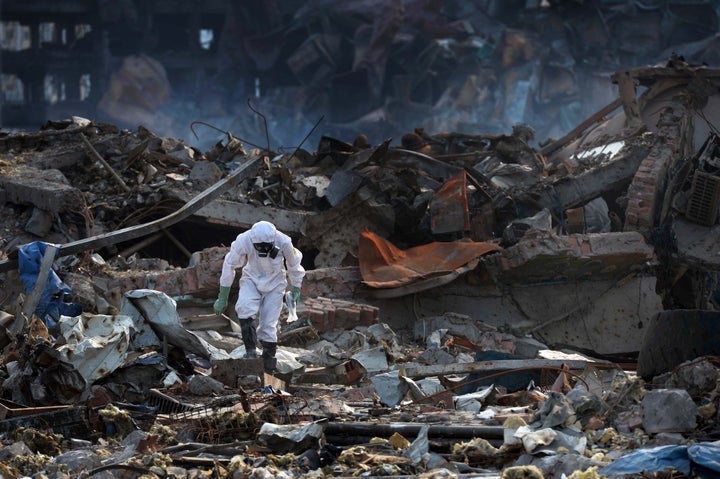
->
291, 286, 301, 303
214, 286, 231, 315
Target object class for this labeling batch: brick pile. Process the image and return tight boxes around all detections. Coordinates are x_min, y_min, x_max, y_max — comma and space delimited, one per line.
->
302, 297, 380, 333
104, 246, 227, 298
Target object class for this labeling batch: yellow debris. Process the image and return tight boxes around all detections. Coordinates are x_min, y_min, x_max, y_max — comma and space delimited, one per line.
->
500, 464, 544, 479
388, 432, 412, 449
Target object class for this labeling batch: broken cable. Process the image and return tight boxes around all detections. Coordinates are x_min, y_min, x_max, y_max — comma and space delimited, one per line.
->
287, 115, 324, 163
189, 120, 264, 151
247, 98, 271, 153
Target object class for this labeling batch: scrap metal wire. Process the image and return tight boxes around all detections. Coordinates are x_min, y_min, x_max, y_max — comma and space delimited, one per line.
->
247, 98, 271, 152
287, 114, 324, 162
163, 393, 310, 445
189, 120, 265, 151
166, 391, 309, 423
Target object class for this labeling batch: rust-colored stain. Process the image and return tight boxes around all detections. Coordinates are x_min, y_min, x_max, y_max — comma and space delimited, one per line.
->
358, 228, 500, 288
430, 170, 469, 234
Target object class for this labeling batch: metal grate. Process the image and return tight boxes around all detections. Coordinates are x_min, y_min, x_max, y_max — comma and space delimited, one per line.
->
686, 170, 720, 226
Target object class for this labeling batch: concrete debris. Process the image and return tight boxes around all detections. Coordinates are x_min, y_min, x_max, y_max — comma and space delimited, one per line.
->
2, 14, 720, 475
641, 389, 698, 434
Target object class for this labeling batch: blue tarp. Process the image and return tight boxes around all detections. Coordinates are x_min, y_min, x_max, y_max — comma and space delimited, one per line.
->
18, 241, 82, 328
598, 443, 720, 478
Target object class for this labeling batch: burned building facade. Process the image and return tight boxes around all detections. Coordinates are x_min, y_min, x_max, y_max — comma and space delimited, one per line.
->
3, 0, 720, 149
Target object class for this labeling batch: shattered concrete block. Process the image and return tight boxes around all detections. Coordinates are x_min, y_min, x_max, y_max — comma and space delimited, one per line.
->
641, 389, 697, 433
651, 432, 686, 446
0, 441, 33, 461
53, 449, 102, 473
189, 246, 228, 266
24, 207, 53, 236
371, 370, 409, 407
189, 160, 223, 184
63, 272, 99, 312
565, 206, 585, 234
187, 374, 225, 396
297, 359, 365, 385
0, 167, 82, 214
211, 358, 264, 387
514, 336, 547, 359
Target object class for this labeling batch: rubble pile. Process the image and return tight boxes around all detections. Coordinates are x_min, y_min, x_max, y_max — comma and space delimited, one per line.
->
1, 58, 720, 477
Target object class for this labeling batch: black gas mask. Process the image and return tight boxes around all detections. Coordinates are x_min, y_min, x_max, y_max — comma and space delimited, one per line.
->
253, 242, 279, 258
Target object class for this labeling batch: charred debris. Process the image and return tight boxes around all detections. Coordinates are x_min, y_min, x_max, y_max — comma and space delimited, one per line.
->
0, 60, 720, 477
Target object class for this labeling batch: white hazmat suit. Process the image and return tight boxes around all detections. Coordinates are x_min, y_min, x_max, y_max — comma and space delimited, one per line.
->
217, 221, 305, 368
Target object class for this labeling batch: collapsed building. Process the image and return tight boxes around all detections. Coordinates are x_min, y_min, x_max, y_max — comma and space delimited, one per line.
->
2, 1, 720, 478
3, 0, 720, 149
0, 58, 718, 477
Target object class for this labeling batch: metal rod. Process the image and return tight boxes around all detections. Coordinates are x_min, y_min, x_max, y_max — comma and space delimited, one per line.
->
80, 132, 131, 192
161, 228, 192, 259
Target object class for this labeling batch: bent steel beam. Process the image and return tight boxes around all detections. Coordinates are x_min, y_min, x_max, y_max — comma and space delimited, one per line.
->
0, 156, 262, 273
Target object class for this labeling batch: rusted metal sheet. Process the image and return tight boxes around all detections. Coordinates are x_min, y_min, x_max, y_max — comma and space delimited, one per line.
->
0, 398, 72, 420
358, 228, 499, 288
430, 170, 470, 235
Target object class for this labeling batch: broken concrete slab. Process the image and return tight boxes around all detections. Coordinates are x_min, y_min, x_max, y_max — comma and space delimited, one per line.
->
642, 389, 698, 434
0, 167, 82, 214
211, 358, 264, 387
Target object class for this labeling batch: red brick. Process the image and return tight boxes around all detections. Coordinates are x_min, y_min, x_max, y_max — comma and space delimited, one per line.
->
334, 307, 361, 329
307, 308, 331, 332
359, 306, 378, 325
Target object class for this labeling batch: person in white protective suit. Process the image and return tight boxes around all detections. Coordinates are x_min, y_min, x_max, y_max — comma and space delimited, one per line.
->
213, 220, 305, 373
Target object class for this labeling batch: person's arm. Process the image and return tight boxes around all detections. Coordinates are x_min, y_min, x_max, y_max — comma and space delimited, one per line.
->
219, 237, 247, 287
214, 237, 247, 314
282, 238, 305, 290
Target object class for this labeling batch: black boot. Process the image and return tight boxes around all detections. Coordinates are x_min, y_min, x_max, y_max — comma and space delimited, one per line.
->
239, 318, 257, 358
260, 341, 277, 373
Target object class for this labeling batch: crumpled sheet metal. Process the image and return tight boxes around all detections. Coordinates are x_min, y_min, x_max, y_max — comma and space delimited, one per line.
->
358, 228, 500, 288
430, 170, 469, 235
121, 289, 230, 360
57, 314, 134, 384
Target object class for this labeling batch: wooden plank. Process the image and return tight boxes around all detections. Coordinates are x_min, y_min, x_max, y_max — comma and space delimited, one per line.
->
0, 156, 262, 272
80, 133, 131, 192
